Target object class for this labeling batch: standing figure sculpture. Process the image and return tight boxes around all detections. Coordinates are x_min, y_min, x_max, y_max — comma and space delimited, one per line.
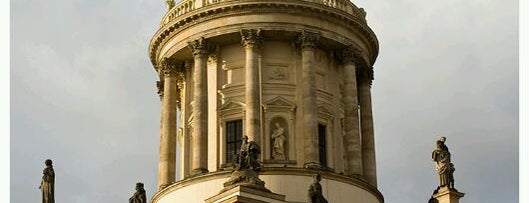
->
129, 182, 147, 203
39, 159, 55, 203
432, 136, 455, 189
308, 174, 328, 203
271, 122, 286, 160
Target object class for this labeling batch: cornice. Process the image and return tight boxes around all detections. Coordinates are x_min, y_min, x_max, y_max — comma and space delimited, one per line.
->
148, 0, 379, 71
150, 167, 384, 203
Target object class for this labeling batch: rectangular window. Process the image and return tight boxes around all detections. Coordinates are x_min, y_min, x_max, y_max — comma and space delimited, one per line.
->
318, 124, 327, 167
226, 120, 243, 163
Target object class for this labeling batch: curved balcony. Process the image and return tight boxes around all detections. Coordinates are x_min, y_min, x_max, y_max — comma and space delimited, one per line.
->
161, 0, 367, 26
149, 0, 378, 70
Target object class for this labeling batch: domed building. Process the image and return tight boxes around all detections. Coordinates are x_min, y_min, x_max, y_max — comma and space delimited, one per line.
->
148, 0, 381, 202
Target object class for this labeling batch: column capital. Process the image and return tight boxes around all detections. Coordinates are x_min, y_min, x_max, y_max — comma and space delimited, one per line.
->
188, 37, 210, 57
160, 57, 179, 78
240, 29, 262, 49
340, 45, 363, 64
297, 30, 320, 49
156, 81, 164, 100
358, 66, 374, 86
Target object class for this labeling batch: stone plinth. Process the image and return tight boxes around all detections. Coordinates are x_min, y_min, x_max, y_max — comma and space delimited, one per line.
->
432, 187, 465, 203
205, 185, 286, 203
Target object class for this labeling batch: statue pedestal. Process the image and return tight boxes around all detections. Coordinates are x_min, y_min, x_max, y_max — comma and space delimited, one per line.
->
432, 187, 465, 203
205, 185, 286, 203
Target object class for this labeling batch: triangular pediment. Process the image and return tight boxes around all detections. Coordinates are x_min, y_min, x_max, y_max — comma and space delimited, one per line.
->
219, 100, 245, 111
264, 96, 296, 107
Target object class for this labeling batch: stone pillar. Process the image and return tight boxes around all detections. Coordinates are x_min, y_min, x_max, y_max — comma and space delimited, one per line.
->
432, 188, 465, 203
358, 66, 377, 186
157, 58, 178, 190
341, 46, 363, 176
241, 29, 262, 143
188, 37, 209, 175
299, 31, 321, 168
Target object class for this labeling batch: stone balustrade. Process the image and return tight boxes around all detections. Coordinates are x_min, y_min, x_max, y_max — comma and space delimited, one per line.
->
161, 0, 366, 25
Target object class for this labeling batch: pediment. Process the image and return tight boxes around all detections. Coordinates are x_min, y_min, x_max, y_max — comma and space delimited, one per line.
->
264, 96, 296, 108
219, 100, 245, 111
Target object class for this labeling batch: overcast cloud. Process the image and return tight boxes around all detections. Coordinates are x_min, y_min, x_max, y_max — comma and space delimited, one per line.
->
11, 0, 518, 202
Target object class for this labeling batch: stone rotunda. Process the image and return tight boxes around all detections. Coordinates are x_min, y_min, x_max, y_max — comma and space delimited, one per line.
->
148, 0, 381, 202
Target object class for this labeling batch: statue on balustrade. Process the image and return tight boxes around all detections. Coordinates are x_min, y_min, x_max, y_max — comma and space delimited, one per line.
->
308, 174, 328, 203
129, 182, 147, 203
40, 159, 55, 203
432, 136, 456, 190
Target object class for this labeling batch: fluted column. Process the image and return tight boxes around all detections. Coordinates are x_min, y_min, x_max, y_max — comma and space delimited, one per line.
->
157, 58, 178, 190
299, 31, 321, 168
342, 46, 363, 176
359, 66, 377, 186
241, 29, 262, 143
188, 38, 209, 175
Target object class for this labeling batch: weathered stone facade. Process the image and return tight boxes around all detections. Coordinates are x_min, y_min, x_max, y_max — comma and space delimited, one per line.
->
149, 0, 381, 202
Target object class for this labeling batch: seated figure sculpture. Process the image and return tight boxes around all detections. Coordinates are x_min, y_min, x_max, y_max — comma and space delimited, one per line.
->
223, 135, 268, 192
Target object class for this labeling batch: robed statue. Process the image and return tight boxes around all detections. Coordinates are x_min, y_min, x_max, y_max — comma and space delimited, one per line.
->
129, 182, 147, 203
271, 122, 286, 160
39, 159, 55, 203
432, 136, 455, 189
308, 174, 328, 203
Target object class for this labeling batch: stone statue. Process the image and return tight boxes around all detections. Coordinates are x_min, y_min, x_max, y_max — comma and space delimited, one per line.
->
223, 135, 269, 192
129, 182, 147, 203
432, 136, 455, 189
165, 0, 175, 10
39, 159, 55, 203
308, 174, 328, 203
234, 135, 262, 171
271, 122, 286, 160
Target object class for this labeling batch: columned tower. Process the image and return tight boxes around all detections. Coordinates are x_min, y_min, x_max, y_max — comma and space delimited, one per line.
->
149, 0, 381, 201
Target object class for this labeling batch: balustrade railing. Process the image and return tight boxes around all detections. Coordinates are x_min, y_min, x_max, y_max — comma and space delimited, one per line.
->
161, 0, 365, 25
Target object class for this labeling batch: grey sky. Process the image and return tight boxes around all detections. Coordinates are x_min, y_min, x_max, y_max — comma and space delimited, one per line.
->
10, 0, 518, 202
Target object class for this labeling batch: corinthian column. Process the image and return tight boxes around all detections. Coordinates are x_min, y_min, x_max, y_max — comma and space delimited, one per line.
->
241, 29, 262, 143
298, 31, 321, 168
359, 67, 377, 186
188, 37, 209, 175
157, 58, 178, 190
342, 46, 363, 176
